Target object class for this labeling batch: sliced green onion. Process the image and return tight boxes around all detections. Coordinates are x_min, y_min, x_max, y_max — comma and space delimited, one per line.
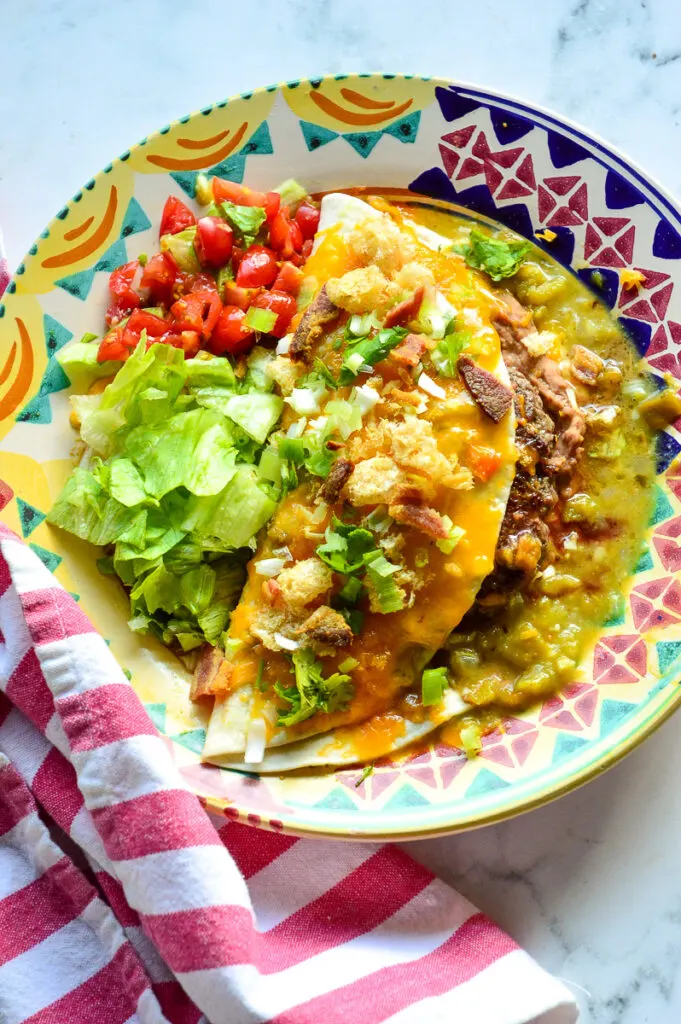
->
244, 306, 277, 334
436, 517, 466, 554
338, 656, 360, 672
421, 666, 449, 706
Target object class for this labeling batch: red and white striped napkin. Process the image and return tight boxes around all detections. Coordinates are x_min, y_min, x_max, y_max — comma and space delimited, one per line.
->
0, 248, 577, 1024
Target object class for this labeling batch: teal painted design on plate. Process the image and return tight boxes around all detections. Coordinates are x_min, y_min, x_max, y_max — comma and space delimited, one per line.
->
241, 120, 274, 155
17, 315, 73, 423
634, 546, 654, 574
383, 110, 421, 144
314, 787, 357, 812
120, 197, 152, 238
55, 268, 96, 301
464, 768, 511, 798
171, 153, 247, 200
383, 783, 430, 810
343, 132, 383, 158
656, 639, 681, 675
94, 238, 128, 273
29, 542, 62, 573
551, 733, 590, 763
16, 498, 46, 538
172, 728, 207, 754
144, 702, 167, 732
300, 120, 339, 152
598, 699, 638, 737
650, 484, 674, 526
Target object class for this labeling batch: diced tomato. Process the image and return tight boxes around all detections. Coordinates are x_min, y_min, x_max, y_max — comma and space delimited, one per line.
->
140, 252, 177, 304
98, 327, 129, 363
195, 216, 233, 267
467, 445, 502, 482
105, 300, 134, 327
122, 309, 168, 348
269, 210, 303, 259
170, 290, 222, 339
265, 191, 281, 223
160, 196, 196, 236
235, 245, 278, 288
301, 238, 314, 260
273, 261, 304, 296
231, 245, 245, 273
295, 201, 320, 241
250, 290, 297, 338
209, 306, 256, 356
188, 272, 219, 294
108, 260, 142, 311
212, 178, 267, 208
223, 281, 259, 310
159, 330, 201, 357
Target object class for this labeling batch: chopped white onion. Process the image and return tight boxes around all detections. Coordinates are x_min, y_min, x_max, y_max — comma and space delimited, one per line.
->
244, 717, 267, 764
287, 417, 307, 438
309, 501, 328, 523
345, 351, 365, 374
254, 557, 286, 577
274, 632, 300, 651
261, 703, 279, 729
309, 415, 329, 431
272, 545, 293, 561
276, 333, 293, 355
286, 387, 323, 415
417, 372, 446, 399
353, 384, 381, 415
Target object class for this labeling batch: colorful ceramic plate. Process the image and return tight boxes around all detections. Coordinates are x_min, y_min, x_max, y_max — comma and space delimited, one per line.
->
2, 75, 680, 840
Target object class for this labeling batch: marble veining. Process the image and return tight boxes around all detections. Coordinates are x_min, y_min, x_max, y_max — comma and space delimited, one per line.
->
3, 0, 681, 1020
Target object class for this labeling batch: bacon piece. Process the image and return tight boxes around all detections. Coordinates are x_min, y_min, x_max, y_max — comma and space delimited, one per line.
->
318, 457, 354, 504
389, 333, 428, 368
383, 286, 425, 328
289, 285, 340, 363
191, 645, 233, 701
458, 355, 513, 423
388, 502, 450, 540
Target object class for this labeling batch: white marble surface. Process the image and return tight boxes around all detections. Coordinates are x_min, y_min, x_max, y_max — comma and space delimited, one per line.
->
3, 0, 681, 1020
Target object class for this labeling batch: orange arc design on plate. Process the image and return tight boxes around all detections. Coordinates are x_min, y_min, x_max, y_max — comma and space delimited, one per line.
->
146, 123, 249, 170
42, 187, 118, 269
177, 128, 231, 150
0, 343, 17, 389
309, 93, 413, 126
339, 88, 397, 111
63, 215, 95, 242
0, 319, 34, 420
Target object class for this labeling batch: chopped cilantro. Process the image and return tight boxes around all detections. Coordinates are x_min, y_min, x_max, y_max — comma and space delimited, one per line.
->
339, 607, 364, 634
456, 229, 531, 282
421, 665, 449, 706
316, 518, 377, 574
431, 326, 471, 377
277, 430, 336, 479
302, 358, 338, 390
275, 649, 354, 727
219, 201, 267, 246
339, 327, 408, 384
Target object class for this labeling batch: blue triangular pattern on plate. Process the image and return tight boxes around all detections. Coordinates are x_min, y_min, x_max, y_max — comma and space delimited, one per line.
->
343, 132, 383, 158
16, 498, 46, 538
120, 196, 152, 238
464, 768, 510, 798
653, 218, 681, 260
535, 226, 575, 268
55, 268, 95, 301
619, 316, 652, 357
29, 542, 62, 572
551, 733, 590, 764
383, 111, 421, 144
241, 120, 274, 155
39, 358, 70, 397
577, 267, 619, 309
546, 131, 590, 168
655, 430, 681, 474
171, 154, 247, 199
604, 170, 645, 210
299, 120, 339, 152
598, 699, 637, 738
656, 639, 681, 676
489, 107, 534, 144
434, 86, 480, 122
94, 238, 128, 273
634, 546, 654, 574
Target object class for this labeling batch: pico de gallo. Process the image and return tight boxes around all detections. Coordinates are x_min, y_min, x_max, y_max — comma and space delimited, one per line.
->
98, 176, 320, 364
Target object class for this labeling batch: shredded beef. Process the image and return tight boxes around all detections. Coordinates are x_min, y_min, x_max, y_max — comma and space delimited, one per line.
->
318, 458, 354, 504
458, 356, 513, 423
